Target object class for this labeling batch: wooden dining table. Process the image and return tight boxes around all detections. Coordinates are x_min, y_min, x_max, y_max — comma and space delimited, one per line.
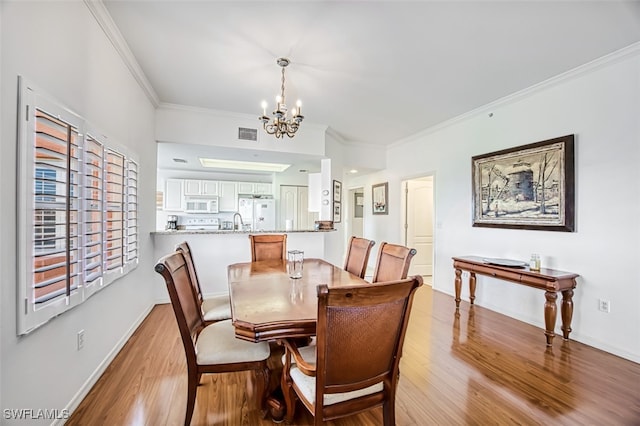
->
228, 258, 367, 342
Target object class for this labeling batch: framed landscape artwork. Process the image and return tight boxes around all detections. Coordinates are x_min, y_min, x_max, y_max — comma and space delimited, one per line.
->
472, 135, 575, 232
372, 182, 388, 215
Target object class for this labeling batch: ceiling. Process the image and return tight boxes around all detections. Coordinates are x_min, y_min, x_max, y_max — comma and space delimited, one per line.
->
103, 0, 640, 168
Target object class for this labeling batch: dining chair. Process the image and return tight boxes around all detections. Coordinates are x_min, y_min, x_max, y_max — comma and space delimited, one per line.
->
343, 236, 375, 279
155, 251, 271, 426
249, 233, 287, 261
281, 275, 424, 425
176, 241, 232, 323
371, 242, 417, 283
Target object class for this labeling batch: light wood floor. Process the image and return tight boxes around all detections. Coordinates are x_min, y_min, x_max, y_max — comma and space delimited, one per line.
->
68, 286, 640, 425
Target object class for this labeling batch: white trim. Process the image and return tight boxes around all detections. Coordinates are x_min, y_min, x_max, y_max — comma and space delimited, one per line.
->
390, 41, 640, 149
54, 303, 155, 426
84, 0, 159, 107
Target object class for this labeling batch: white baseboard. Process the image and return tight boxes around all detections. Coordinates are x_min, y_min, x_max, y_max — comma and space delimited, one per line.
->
53, 303, 154, 426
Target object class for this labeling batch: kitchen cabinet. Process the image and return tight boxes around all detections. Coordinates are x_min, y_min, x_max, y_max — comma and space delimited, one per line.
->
184, 179, 219, 196
218, 181, 238, 212
280, 185, 317, 230
238, 182, 272, 195
164, 179, 184, 211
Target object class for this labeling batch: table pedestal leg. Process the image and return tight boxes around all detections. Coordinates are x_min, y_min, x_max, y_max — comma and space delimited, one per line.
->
561, 288, 574, 340
544, 291, 558, 346
469, 272, 476, 305
454, 268, 462, 308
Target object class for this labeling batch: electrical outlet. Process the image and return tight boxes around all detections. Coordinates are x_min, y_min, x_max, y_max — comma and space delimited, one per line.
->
598, 299, 610, 313
77, 329, 85, 350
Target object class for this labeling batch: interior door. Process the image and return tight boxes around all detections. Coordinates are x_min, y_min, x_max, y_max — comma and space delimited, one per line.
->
406, 178, 433, 277
279, 185, 298, 229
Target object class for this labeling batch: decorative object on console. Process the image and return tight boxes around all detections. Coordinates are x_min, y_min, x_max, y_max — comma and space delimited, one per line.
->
258, 58, 304, 138
472, 134, 575, 232
372, 182, 388, 215
315, 220, 334, 230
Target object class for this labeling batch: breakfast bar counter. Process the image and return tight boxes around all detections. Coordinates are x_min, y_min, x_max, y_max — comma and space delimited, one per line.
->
152, 230, 332, 301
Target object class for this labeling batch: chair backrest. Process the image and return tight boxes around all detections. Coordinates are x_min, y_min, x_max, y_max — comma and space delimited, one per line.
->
249, 234, 287, 261
176, 241, 203, 303
314, 276, 423, 418
371, 242, 417, 283
343, 236, 375, 278
155, 251, 204, 365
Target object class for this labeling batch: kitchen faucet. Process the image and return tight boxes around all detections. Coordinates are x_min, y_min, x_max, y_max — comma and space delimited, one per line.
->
233, 212, 244, 231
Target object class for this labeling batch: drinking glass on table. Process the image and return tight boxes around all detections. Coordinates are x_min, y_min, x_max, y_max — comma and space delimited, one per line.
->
287, 250, 304, 279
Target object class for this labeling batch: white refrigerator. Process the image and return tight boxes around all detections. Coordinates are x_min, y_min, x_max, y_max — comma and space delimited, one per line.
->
238, 197, 276, 231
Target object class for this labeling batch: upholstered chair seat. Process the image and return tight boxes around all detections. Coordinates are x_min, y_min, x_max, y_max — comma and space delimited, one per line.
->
196, 320, 270, 365
201, 294, 233, 322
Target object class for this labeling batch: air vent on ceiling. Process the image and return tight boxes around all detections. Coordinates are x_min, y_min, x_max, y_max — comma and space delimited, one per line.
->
238, 127, 258, 141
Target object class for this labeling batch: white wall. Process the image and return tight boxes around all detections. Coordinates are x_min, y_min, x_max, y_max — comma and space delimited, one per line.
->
1, 2, 157, 423
347, 45, 640, 362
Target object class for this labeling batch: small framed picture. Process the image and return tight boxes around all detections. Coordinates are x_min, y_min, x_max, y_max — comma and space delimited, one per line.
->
333, 201, 342, 223
333, 180, 342, 203
372, 182, 388, 215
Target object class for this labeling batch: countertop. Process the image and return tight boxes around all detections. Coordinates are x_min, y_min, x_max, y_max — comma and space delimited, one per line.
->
151, 229, 335, 235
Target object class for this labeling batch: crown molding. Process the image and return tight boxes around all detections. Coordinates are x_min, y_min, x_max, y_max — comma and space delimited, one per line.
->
325, 127, 384, 151
390, 41, 640, 149
84, 0, 160, 107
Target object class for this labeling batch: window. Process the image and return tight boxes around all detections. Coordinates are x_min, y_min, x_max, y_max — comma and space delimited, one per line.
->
17, 77, 139, 334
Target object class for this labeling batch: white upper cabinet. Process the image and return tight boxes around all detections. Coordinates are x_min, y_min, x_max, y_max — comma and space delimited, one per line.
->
219, 181, 238, 212
164, 179, 184, 211
184, 179, 219, 196
255, 183, 273, 195
238, 182, 273, 195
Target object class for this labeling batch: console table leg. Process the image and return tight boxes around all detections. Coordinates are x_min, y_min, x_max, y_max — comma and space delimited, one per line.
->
469, 273, 476, 305
561, 288, 574, 340
454, 268, 462, 308
544, 291, 558, 346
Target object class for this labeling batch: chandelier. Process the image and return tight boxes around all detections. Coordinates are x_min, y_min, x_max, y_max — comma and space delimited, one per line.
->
259, 58, 304, 138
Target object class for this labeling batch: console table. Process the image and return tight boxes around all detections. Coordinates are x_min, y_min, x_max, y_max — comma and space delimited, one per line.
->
452, 256, 579, 346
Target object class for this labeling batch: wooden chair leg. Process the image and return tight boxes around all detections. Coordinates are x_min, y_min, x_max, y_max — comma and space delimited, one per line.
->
281, 369, 296, 423
382, 394, 396, 426
185, 369, 198, 426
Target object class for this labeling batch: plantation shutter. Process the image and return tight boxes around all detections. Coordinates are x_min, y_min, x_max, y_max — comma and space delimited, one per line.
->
105, 149, 125, 273
82, 133, 104, 295
32, 109, 81, 305
125, 160, 139, 264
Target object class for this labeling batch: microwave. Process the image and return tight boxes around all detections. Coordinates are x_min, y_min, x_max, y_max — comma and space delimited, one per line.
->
184, 197, 219, 213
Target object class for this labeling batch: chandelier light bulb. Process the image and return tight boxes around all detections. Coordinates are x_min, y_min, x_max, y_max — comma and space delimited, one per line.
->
261, 101, 267, 116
